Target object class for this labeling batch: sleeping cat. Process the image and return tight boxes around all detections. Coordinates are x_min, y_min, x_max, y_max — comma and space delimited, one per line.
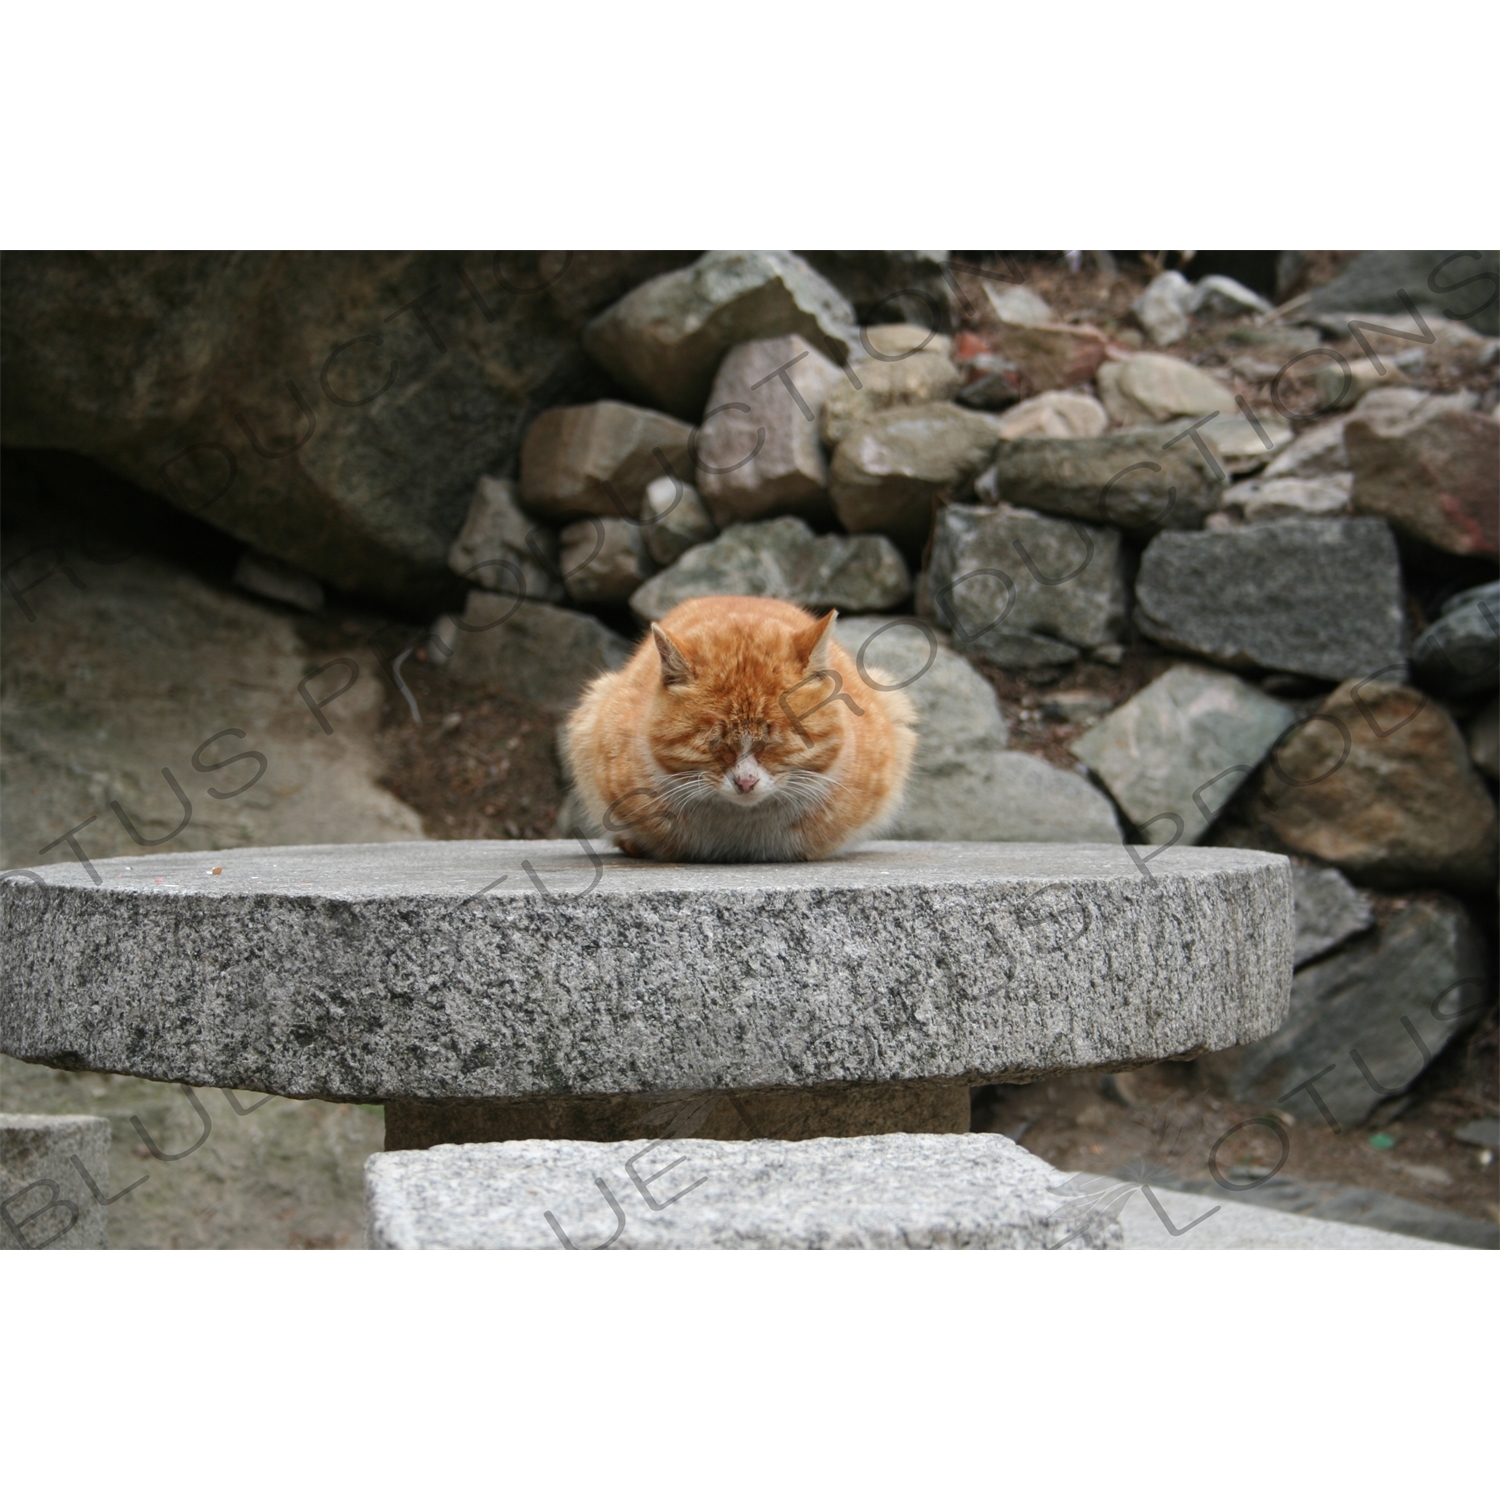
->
563, 596, 916, 862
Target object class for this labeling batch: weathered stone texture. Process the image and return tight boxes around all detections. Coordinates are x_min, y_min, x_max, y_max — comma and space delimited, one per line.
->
1133, 519, 1405, 682
444, 593, 631, 713
2, 841, 1292, 1103
519, 401, 694, 522
366, 1133, 1122, 1249
0, 1113, 109, 1249
582, 251, 857, 419
629, 517, 910, 621
694, 335, 840, 525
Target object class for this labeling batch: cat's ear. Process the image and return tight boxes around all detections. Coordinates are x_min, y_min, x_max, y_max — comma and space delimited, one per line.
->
651, 624, 695, 687
794, 609, 839, 671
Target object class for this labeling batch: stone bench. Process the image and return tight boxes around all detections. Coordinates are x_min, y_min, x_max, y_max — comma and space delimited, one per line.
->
1, 840, 1292, 1149
366, 1132, 1123, 1249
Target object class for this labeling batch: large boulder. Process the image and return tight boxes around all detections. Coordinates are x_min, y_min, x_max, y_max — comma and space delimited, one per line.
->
694, 335, 840, 526
1134, 519, 1405, 682
1346, 406, 1499, 557
581, 251, 857, 420
1, 547, 424, 874
1248, 679, 1499, 890
0, 251, 649, 609
518, 400, 694, 522
976, 427, 1223, 532
828, 403, 1002, 554
1072, 665, 1296, 844
628, 517, 911, 621
927, 503, 1127, 670
1201, 895, 1490, 1127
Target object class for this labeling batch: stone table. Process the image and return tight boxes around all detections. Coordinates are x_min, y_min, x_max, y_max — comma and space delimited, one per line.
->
1, 841, 1292, 1149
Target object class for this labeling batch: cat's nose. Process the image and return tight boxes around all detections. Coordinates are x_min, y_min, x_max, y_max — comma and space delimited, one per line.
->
733, 769, 760, 793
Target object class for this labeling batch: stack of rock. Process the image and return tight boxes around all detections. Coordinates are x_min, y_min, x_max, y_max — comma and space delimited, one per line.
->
435, 249, 1497, 1123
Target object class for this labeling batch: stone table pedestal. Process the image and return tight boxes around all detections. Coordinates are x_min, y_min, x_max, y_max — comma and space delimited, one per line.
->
2, 841, 1292, 1148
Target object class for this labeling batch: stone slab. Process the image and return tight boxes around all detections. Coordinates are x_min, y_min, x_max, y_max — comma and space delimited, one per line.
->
1, 842, 1293, 1105
0, 1112, 109, 1249
1112, 1181, 1457, 1250
365, 1132, 1122, 1249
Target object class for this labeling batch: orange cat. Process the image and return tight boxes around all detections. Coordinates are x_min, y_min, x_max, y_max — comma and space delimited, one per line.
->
563, 596, 917, 861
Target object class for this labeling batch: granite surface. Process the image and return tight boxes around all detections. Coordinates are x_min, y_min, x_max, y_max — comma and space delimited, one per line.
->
1, 841, 1293, 1104
365, 1132, 1122, 1249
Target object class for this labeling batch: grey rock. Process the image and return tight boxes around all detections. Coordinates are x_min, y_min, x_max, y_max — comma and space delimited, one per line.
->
986, 284, 1056, 327
630, 517, 910, 621
1073, 665, 1296, 844
886, 751, 1123, 844
1224, 475, 1352, 524
1201, 894, 1489, 1129
797, 251, 955, 331
1129, 1164, 1495, 1249
582, 251, 858, 419
1468, 696, 1498, 778
1315, 357, 1410, 409
695, 335, 839, 526
829, 403, 1002, 554
445, 592, 632, 713
1299, 250, 1500, 337
1189, 275, 1274, 320
1133, 271, 1193, 345
927, 503, 1127, 671
1454, 1118, 1499, 1149
446, 475, 564, 604
0, 251, 656, 609
976, 427, 1223, 532
0, 1112, 109, 1249
1096, 355, 1237, 427
832, 615, 1126, 846
366, 1133, 1120, 1250
2, 842, 1293, 1102
833, 616, 1009, 763
0, 547, 423, 876
519, 401, 694, 522
1291, 866, 1374, 967
1411, 581, 1500, 697
640, 473, 717, 566
1134, 519, 1405, 681
991, 391, 1108, 441
559, 518, 654, 606
1114, 1180, 1454, 1250
819, 328, 962, 448
232, 551, 324, 613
